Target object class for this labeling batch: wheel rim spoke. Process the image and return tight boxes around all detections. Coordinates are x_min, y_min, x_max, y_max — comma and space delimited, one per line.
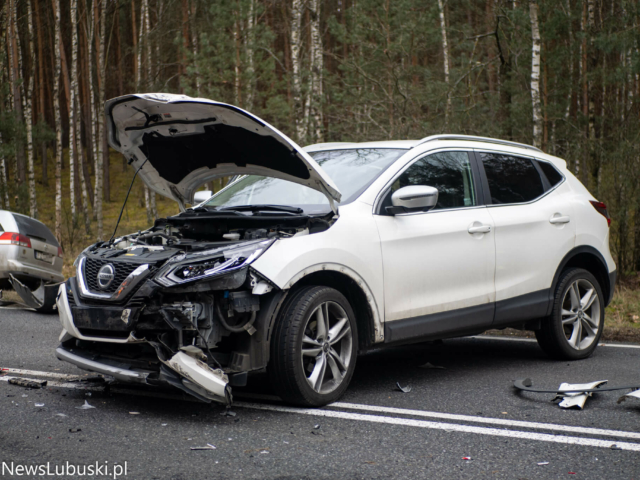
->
580, 288, 594, 310
328, 318, 350, 345
569, 282, 581, 310
568, 319, 582, 349
583, 312, 598, 330
562, 315, 578, 325
329, 347, 347, 371
315, 306, 327, 341
302, 347, 322, 357
303, 335, 320, 346
307, 353, 327, 392
581, 319, 597, 338
326, 353, 344, 383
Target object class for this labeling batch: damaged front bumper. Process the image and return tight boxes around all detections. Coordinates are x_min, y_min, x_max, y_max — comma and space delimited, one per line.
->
55, 283, 231, 405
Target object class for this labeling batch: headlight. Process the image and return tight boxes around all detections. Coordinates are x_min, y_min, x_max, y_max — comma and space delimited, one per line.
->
156, 239, 274, 286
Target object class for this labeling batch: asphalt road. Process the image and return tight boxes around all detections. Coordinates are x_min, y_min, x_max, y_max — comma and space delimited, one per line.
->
1, 306, 640, 480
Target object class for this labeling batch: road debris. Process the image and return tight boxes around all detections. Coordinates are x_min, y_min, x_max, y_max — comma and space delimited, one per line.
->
260, 450, 269, 454
69, 428, 82, 433
617, 389, 640, 404
55, 413, 67, 417
396, 382, 412, 393
8, 378, 47, 389
190, 444, 216, 451
129, 412, 140, 415
555, 381, 608, 409
76, 400, 95, 410
221, 408, 237, 417
418, 362, 445, 369
34, 403, 45, 407
462, 457, 472, 461
537, 462, 549, 466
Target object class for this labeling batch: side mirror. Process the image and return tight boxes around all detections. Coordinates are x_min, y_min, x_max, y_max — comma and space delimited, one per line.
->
386, 185, 438, 215
193, 190, 213, 204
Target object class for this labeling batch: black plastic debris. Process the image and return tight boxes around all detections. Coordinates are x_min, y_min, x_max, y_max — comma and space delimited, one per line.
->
8, 378, 47, 389
190, 444, 216, 451
69, 428, 82, 433
396, 382, 412, 393
418, 362, 445, 370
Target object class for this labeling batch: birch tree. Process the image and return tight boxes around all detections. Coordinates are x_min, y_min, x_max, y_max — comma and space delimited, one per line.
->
290, 0, 306, 142
144, 0, 156, 220
437, 0, 451, 129
308, 0, 323, 142
68, 0, 79, 224
25, 0, 37, 217
95, 0, 107, 240
8, 0, 26, 185
245, 0, 255, 111
53, 0, 63, 241
529, 0, 543, 150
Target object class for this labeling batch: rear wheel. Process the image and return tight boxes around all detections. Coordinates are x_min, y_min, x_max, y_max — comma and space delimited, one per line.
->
269, 286, 358, 407
535, 268, 604, 360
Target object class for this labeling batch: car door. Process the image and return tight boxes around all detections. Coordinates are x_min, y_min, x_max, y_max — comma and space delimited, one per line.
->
475, 151, 576, 326
374, 150, 496, 343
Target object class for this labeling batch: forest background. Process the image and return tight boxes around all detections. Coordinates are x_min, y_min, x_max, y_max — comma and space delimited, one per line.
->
0, 0, 639, 328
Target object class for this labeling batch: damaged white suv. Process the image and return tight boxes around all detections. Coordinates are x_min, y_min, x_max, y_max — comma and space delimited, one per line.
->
56, 93, 616, 407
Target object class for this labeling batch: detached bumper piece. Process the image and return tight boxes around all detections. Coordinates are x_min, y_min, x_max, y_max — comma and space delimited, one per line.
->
9, 274, 61, 313
160, 352, 230, 404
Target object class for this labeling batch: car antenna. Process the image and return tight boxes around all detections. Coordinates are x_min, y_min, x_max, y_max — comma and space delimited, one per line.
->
108, 157, 149, 245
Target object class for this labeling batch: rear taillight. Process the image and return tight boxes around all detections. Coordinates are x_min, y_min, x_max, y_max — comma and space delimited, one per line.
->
590, 201, 611, 227
0, 232, 32, 247
58, 246, 64, 257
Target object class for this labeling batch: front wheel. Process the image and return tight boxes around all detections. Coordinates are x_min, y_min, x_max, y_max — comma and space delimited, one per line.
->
535, 268, 604, 360
269, 286, 358, 407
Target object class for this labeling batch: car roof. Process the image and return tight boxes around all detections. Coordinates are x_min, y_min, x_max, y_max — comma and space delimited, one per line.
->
304, 136, 567, 170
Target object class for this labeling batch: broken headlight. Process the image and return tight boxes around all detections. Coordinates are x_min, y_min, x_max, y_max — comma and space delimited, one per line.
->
156, 239, 275, 286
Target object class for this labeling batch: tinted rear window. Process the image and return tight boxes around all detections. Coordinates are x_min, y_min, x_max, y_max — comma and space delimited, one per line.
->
12, 214, 59, 246
537, 161, 563, 187
481, 153, 545, 204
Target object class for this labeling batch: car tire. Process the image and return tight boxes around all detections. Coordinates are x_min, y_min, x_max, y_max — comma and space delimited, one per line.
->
535, 268, 604, 360
269, 286, 358, 407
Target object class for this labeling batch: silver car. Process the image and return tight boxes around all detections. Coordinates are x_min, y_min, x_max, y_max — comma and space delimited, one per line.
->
0, 210, 64, 312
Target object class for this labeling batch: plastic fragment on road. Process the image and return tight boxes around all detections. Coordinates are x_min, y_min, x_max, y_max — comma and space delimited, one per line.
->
34, 403, 45, 407
221, 408, 237, 417
418, 362, 445, 369
617, 388, 640, 404
8, 378, 47, 389
129, 412, 140, 415
190, 444, 216, 451
260, 450, 269, 454
69, 428, 81, 433
55, 413, 67, 417
538, 462, 549, 466
76, 400, 95, 410
462, 457, 472, 461
556, 380, 607, 409
396, 382, 412, 393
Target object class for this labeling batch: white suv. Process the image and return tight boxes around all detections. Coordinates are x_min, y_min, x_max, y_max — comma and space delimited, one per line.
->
56, 94, 616, 407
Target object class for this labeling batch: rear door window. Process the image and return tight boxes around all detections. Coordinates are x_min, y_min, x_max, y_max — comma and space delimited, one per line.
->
12, 214, 59, 246
480, 152, 544, 204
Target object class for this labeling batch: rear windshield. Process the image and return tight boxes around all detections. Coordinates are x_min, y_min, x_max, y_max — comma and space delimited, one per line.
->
12, 214, 59, 246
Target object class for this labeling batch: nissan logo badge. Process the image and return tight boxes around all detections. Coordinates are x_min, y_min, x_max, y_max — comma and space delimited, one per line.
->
97, 264, 115, 289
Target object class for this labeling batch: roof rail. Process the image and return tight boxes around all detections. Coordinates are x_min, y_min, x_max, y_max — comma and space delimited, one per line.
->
414, 134, 543, 153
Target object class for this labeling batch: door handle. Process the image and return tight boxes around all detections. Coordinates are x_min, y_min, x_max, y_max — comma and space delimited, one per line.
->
468, 224, 491, 234
549, 214, 571, 224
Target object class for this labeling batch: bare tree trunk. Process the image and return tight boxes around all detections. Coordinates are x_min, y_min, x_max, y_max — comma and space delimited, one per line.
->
144, 0, 156, 220
34, 0, 48, 188
190, 0, 201, 93
309, 0, 323, 142
69, 0, 79, 224
95, 0, 107, 240
437, 0, 451, 129
25, 0, 37, 217
529, 0, 543, 150
0, 133, 8, 210
87, 0, 98, 215
290, 0, 306, 142
245, 0, 255, 111
53, 0, 63, 242
234, 13, 242, 106
9, 0, 26, 185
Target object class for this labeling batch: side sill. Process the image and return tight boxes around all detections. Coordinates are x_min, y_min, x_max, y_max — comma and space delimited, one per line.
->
492, 289, 550, 328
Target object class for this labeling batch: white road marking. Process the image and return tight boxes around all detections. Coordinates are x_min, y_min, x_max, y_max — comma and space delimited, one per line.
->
236, 401, 640, 452
330, 402, 640, 441
3, 368, 640, 451
2, 368, 88, 381
475, 335, 640, 349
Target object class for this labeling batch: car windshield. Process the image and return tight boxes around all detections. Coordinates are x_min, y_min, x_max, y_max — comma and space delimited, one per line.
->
204, 148, 406, 214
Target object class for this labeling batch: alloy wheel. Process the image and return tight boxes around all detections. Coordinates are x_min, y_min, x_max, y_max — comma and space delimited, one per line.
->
561, 279, 601, 350
301, 301, 353, 394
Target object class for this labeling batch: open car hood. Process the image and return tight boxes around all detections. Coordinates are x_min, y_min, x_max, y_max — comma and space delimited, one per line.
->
105, 93, 341, 208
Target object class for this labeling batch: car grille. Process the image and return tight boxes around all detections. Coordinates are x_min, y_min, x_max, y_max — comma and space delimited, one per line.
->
84, 258, 141, 294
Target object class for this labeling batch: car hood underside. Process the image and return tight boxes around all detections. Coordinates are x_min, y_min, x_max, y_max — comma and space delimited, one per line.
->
105, 93, 342, 208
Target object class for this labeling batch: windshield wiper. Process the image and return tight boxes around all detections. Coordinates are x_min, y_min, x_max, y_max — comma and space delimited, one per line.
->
216, 204, 304, 214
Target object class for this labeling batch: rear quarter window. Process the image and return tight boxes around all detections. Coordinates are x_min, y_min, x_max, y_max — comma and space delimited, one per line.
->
537, 160, 564, 187
12, 214, 59, 246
